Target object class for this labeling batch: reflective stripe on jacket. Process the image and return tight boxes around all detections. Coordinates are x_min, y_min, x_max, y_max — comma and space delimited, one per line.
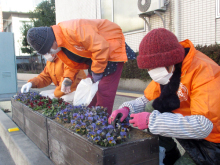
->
28, 57, 86, 97
51, 19, 127, 73
144, 39, 220, 143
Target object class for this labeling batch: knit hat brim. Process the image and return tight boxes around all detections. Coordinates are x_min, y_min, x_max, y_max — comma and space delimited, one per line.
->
137, 46, 185, 69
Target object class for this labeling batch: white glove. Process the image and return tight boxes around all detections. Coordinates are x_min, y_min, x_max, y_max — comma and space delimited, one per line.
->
21, 82, 32, 93
61, 78, 72, 94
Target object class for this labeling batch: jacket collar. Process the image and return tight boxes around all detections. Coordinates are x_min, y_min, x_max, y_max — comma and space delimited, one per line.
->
179, 39, 197, 77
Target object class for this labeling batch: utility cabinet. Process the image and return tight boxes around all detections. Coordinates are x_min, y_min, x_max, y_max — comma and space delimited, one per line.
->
0, 32, 17, 100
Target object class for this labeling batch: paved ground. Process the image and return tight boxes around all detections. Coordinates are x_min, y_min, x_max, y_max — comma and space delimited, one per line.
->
17, 79, 144, 111
0, 137, 15, 165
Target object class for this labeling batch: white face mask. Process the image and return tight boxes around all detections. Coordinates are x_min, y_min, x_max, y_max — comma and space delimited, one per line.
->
44, 54, 56, 62
148, 66, 174, 85
49, 47, 61, 54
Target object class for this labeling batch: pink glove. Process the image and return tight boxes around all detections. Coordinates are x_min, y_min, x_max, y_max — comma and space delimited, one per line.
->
129, 112, 151, 130
108, 107, 129, 125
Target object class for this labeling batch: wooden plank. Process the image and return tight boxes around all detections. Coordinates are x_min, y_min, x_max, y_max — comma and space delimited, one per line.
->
12, 106, 24, 131
103, 137, 159, 165
134, 159, 159, 165
25, 122, 49, 156
47, 119, 103, 165
24, 117, 48, 147
23, 105, 46, 129
49, 136, 92, 165
11, 98, 23, 113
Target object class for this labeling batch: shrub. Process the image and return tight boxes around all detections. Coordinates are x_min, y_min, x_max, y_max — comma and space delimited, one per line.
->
195, 43, 220, 65
121, 44, 220, 81
121, 53, 150, 81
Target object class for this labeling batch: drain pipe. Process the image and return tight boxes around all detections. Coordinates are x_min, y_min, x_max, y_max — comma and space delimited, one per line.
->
174, 0, 179, 40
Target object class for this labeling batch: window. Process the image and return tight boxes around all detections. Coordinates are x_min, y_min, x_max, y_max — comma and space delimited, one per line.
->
217, 0, 220, 18
100, 0, 145, 33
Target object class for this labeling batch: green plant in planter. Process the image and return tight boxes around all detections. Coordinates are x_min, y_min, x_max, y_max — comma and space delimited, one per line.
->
14, 92, 69, 118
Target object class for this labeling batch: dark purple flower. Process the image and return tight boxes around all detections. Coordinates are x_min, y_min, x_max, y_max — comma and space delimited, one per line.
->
81, 122, 86, 128
107, 137, 116, 144
72, 113, 78, 119
87, 112, 93, 117
107, 125, 114, 129
91, 123, 96, 130
121, 127, 126, 132
88, 131, 96, 138
106, 132, 111, 138
97, 130, 102, 135
93, 136, 100, 142
71, 119, 76, 124
88, 117, 93, 121
120, 132, 127, 138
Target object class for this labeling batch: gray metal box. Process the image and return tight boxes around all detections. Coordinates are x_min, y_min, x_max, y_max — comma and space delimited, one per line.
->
0, 32, 17, 100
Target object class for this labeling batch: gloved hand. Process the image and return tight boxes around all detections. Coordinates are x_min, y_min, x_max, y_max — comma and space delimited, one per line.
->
129, 112, 151, 130
145, 100, 155, 113
21, 82, 32, 93
108, 107, 129, 125
92, 72, 103, 83
61, 78, 72, 94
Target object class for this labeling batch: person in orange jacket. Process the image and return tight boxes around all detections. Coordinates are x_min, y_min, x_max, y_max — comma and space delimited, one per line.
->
108, 28, 220, 165
21, 53, 86, 102
26, 19, 136, 115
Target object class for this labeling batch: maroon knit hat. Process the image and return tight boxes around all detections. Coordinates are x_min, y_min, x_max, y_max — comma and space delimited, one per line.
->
137, 28, 185, 69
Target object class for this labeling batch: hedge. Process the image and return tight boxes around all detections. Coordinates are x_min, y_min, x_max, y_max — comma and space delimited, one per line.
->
121, 43, 220, 81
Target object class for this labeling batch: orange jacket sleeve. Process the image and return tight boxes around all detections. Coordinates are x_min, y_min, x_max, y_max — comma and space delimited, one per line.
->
62, 64, 80, 81
28, 64, 52, 88
69, 26, 110, 73
54, 70, 86, 98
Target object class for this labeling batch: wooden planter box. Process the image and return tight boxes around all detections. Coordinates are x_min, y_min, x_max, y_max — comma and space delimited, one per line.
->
47, 119, 159, 165
11, 98, 49, 157
11, 99, 159, 165
11, 98, 25, 131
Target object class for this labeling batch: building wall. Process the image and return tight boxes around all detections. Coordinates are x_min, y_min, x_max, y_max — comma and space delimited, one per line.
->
2, 0, 45, 56
1, 0, 44, 12
3, 16, 12, 32
216, 18, 220, 43
11, 14, 30, 56
56, 0, 98, 23
55, 0, 219, 52
179, 0, 216, 45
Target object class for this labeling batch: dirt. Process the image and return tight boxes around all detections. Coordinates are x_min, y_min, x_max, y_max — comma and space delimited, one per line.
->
126, 127, 154, 142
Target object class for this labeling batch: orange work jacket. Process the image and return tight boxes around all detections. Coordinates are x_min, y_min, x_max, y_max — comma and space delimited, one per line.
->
51, 19, 127, 73
144, 39, 220, 143
28, 57, 86, 97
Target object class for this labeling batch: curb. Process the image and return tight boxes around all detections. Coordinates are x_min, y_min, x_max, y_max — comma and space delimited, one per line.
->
0, 110, 54, 165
